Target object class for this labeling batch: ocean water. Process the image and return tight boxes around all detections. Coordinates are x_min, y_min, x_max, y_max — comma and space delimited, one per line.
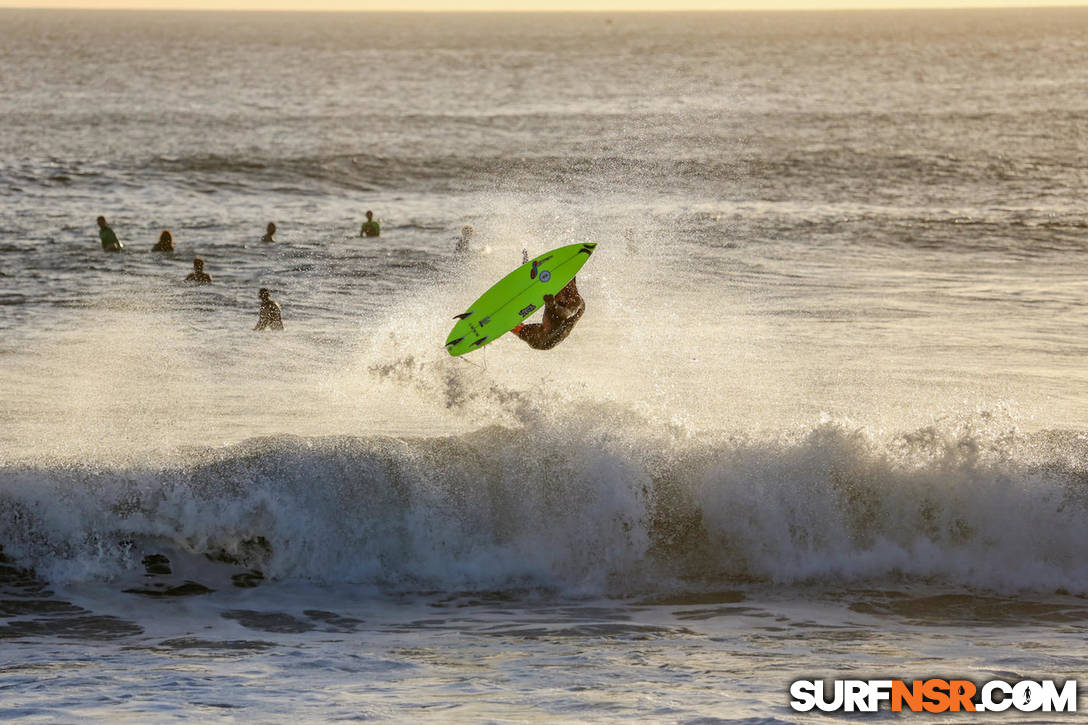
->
2, 7, 1088, 722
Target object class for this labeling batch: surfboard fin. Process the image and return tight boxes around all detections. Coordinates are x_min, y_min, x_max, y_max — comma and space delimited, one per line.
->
470, 337, 489, 348
445, 336, 465, 348
578, 243, 596, 256
453, 311, 473, 320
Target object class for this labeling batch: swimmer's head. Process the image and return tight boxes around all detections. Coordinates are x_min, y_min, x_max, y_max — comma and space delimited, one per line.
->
366, 210, 373, 220
96, 216, 107, 228
192, 257, 204, 271
461, 225, 474, 239
160, 230, 172, 244
259, 287, 271, 300
266, 222, 276, 234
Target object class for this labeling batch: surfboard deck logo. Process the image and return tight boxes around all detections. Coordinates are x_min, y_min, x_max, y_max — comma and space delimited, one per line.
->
445, 242, 596, 357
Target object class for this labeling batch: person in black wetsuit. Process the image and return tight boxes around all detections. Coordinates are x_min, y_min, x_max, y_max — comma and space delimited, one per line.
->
512, 277, 584, 350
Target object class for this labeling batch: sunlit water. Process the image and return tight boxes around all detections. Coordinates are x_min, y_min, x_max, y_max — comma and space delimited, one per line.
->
2, 8, 1087, 721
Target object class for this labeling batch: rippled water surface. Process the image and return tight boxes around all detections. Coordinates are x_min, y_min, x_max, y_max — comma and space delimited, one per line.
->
2, 7, 1088, 722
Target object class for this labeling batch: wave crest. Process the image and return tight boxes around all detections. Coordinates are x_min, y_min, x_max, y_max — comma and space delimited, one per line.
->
2, 411, 1086, 595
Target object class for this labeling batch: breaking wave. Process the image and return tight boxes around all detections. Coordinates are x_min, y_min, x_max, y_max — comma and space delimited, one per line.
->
3, 408, 1086, 596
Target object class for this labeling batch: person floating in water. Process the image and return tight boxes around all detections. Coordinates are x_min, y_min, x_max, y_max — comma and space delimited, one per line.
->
254, 288, 283, 331
152, 230, 174, 253
97, 216, 123, 252
185, 257, 212, 285
261, 222, 276, 243
456, 225, 473, 253
512, 277, 585, 350
360, 211, 380, 238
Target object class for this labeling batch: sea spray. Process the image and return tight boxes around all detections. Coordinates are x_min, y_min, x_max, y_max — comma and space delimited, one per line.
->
3, 408, 1086, 595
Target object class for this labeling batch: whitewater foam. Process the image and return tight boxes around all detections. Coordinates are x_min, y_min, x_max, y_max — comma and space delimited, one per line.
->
3, 407, 1085, 597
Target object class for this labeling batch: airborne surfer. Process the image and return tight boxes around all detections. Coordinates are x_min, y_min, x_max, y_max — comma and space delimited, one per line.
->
512, 277, 584, 350
445, 242, 594, 356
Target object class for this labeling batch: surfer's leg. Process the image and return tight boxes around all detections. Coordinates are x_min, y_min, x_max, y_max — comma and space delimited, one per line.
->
547, 284, 583, 321
555, 277, 581, 309
513, 322, 548, 349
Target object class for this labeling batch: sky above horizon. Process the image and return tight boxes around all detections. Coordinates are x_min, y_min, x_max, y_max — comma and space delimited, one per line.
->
2, 0, 1087, 10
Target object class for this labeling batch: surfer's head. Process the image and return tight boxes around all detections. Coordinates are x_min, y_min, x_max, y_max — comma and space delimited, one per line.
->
366, 210, 373, 220
96, 216, 107, 228
259, 287, 271, 301
192, 257, 204, 271
266, 222, 276, 235
159, 230, 172, 245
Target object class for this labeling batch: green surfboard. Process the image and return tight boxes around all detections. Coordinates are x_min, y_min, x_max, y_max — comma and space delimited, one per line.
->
445, 242, 597, 356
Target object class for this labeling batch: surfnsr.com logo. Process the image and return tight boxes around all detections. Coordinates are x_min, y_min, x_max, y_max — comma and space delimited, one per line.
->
790, 679, 1078, 713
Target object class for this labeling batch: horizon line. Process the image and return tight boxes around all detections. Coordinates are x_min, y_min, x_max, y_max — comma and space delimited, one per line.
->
1, 2, 1085, 10
2, 1, 1088, 11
